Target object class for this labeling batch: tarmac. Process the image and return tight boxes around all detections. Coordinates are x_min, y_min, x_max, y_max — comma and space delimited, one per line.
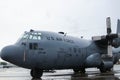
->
0, 65, 120, 80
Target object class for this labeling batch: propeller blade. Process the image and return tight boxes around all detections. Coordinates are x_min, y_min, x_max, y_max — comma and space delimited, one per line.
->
117, 19, 120, 33
106, 17, 112, 34
118, 33, 120, 38
92, 36, 102, 40
92, 36, 106, 40
107, 45, 112, 57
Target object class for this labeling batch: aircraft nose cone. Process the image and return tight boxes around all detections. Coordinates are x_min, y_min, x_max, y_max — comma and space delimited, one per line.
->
1, 46, 10, 60
1, 45, 21, 62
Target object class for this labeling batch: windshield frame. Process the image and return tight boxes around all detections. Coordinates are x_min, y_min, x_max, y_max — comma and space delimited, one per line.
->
16, 31, 42, 44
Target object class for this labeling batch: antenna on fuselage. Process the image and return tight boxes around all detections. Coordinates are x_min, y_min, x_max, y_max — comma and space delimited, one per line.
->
58, 32, 67, 36
30, 29, 34, 32
81, 36, 83, 38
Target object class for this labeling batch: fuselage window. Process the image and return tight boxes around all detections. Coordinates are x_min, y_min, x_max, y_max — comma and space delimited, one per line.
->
29, 43, 33, 49
33, 43, 38, 49
29, 43, 38, 50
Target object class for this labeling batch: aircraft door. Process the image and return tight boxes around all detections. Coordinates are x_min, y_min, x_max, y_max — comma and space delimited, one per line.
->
20, 40, 30, 63
56, 48, 65, 68
28, 41, 47, 67
28, 41, 40, 66
21, 40, 39, 64
28, 42, 38, 55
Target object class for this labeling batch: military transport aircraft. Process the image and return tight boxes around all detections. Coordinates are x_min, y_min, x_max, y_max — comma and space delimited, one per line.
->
1, 17, 120, 78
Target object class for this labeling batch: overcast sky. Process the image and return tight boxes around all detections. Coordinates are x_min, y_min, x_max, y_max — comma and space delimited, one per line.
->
0, 0, 120, 50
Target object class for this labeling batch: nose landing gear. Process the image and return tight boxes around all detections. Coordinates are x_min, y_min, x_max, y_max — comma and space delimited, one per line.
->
30, 69, 43, 79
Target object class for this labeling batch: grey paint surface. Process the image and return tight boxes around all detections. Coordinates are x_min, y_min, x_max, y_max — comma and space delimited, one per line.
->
1, 30, 120, 72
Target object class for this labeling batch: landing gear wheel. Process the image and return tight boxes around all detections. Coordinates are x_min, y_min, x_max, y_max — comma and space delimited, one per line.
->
30, 69, 43, 79
73, 69, 80, 73
80, 68, 85, 73
73, 68, 85, 73
100, 67, 107, 73
106, 68, 112, 72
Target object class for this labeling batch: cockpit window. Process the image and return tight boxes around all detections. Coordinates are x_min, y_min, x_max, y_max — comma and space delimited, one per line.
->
21, 32, 42, 40
28, 32, 42, 40
22, 33, 29, 39
16, 32, 42, 44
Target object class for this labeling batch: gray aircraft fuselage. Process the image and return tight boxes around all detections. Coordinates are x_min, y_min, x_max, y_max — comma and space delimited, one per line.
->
0, 31, 109, 69
1, 17, 120, 78
1, 30, 120, 78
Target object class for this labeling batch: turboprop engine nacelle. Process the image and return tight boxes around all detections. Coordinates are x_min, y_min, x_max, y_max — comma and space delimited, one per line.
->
85, 53, 102, 68
102, 61, 113, 69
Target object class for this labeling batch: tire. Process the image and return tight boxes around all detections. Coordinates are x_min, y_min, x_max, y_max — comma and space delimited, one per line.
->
73, 68, 85, 73
30, 69, 43, 79
100, 67, 107, 73
73, 69, 79, 73
80, 68, 85, 73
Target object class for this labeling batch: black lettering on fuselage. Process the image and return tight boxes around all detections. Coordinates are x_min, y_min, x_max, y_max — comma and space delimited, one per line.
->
46, 36, 74, 44
56, 37, 63, 41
